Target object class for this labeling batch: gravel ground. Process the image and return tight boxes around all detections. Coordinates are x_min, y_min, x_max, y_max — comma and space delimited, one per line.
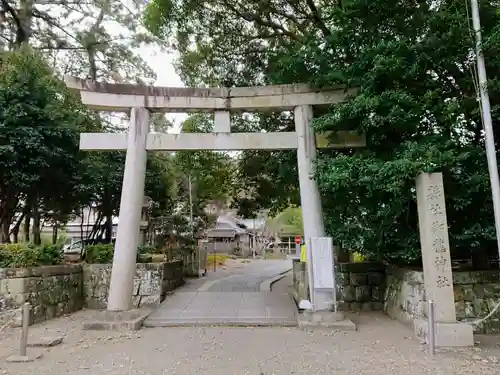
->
1, 311, 499, 375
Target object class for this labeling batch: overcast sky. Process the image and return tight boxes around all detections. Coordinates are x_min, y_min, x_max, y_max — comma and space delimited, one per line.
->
138, 45, 188, 132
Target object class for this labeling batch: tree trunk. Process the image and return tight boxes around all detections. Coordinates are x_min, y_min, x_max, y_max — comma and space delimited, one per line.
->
12, 226, 19, 243
80, 207, 85, 242
105, 213, 113, 242
1, 221, 10, 243
32, 206, 41, 245
10, 212, 25, 243
24, 212, 31, 242
52, 225, 58, 245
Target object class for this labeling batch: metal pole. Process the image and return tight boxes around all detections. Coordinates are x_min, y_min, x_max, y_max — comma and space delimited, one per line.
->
470, 0, 500, 258
428, 300, 436, 355
253, 218, 256, 259
188, 174, 194, 238
330, 238, 338, 313
20, 303, 30, 356
213, 241, 217, 272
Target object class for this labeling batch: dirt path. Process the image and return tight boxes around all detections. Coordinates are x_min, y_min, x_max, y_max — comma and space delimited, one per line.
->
1, 310, 499, 375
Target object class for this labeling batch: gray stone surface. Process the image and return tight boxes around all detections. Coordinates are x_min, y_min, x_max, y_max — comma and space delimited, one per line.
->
293, 259, 386, 312
0, 310, 498, 375
294, 257, 500, 335
145, 291, 297, 327
297, 310, 356, 331
0, 265, 83, 327
83, 261, 184, 309
259, 270, 291, 292
0, 262, 186, 329
144, 259, 297, 327
82, 309, 150, 331
5, 352, 42, 363
27, 336, 63, 348
384, 266, 427, 325
385, 267, 500, 334
414, 317, 475, 347
201, 259, 293, 292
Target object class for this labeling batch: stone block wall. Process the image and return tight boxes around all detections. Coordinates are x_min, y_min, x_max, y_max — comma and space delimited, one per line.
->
292, 259, 309, 302
83, 261, 184, 309
384, 266, 426, 325
162, 260, 185, 295
0, 265, 83, 326
337, 262, 386, 312
292, 259, 500, 333
384, 267, 500, 334
291, 259, 385, 312
182, 251, 199, 278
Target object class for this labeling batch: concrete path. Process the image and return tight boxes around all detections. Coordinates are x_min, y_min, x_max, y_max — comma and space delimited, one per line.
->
144, 259, 296, 327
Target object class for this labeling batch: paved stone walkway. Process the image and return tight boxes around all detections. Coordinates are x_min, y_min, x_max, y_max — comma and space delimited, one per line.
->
145, 291, 297, 326
145, 259, 296, 326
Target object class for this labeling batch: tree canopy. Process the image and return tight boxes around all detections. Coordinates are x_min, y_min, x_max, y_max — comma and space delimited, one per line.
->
145, 0, 500, 264
0, 0, 235, 248
0, 46, 96, 242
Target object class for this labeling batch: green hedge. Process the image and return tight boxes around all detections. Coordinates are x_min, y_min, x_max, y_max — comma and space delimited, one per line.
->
84, 243, 154, 264
0, 242, 159, 267
0, 243, 63, 268
84, 244, 114, 264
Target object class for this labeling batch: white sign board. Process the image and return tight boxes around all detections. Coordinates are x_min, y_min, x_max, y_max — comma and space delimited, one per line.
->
310, 237, 335, 289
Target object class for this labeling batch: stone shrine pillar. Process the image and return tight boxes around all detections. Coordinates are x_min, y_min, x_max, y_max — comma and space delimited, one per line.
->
107, 107, 150, 311
294, 105, 331, 311
413, 172, 474, 347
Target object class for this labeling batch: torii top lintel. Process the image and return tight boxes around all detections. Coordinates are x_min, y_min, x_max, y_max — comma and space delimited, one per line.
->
64, 76, 357, 113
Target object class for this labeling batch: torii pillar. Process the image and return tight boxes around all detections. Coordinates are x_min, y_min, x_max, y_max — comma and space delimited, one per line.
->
107, 107, 150, 311
295, 104, 330, 310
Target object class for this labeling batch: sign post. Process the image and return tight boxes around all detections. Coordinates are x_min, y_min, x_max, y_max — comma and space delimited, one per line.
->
309, 237, 336, 312
295, 235, 302, 258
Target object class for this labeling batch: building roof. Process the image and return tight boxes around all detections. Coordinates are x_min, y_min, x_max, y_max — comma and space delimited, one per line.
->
206, 215, 251, 238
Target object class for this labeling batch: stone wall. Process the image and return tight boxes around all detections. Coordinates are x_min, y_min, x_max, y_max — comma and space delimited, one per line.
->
292, 259, 309, 303
292, 259, 385, 312
292, 259, 500, 333
384, 266, 426, 325
0, 261, 185, 326
0, 265, 83, 326
182, 251, 199, 278
83, 261, 184, 309
337, 262, 386, 311
385, 266, 500, 334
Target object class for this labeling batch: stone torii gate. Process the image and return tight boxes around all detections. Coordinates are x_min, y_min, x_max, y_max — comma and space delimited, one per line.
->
65, 76, 364, 312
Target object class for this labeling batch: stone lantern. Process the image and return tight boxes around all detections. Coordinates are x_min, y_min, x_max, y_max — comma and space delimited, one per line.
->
140, 196, 153, 245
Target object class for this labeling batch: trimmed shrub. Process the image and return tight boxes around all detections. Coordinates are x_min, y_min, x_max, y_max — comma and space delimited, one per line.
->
0, 243, 63, 268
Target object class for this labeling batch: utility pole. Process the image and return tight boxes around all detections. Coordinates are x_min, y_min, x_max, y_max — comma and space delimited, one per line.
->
470, 0, 500, 259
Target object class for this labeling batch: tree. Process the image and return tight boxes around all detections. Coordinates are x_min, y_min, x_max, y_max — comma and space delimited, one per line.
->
0, 0, 175, 244
310, 0, 498, 265
145, 0, 500, 266
0, 0, 158, 82
172, 114, 237, 234
269, 207, 303, 236
0, 46, 97, 243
